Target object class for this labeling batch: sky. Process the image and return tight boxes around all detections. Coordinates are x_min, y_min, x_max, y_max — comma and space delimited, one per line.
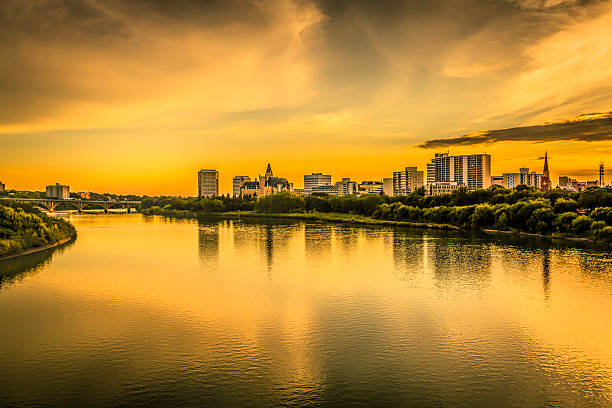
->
1, 0, 611, 195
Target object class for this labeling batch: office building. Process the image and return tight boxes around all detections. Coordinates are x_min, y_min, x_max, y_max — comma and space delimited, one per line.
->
541, 151, 551, 190
427, 153, 491, 190
491, 175, 503, 186
358, 181, 383, 195
311, 185, 337, 196
0, 181, 5, 193
46, 183, 70, 199
304, 173, 332, 195
502, 168, 543, 189
425, 182, 462, 196
393, 167, 424, 196
198, 169, 219, 198
383, 178, 393, 196
232, 176, 251, 198
335, 178, 358, 196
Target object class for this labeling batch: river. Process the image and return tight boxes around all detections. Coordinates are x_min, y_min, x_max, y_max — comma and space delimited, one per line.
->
0, 214, 610, 407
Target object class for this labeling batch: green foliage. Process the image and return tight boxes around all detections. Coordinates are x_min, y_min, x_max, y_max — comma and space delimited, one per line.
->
590, 207, 612, 225
571, 215, 593, 235
553, 198, 577, 214
0, 200, 76, 257
554, 212, 578, 233
254, 192, 305, 213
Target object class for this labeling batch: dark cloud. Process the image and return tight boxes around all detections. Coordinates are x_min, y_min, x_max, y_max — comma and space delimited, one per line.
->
418, 112, 612, 148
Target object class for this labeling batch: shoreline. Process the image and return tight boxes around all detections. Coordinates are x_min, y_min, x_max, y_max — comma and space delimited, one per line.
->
142, 209, 607, 247
0, 236, 75, 262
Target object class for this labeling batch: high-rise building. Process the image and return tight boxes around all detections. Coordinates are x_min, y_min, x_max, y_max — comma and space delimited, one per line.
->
46, 183, 70, 199
393, 167, 424, 196
600, 162, 605, 186
491, 175, 503, 186
304, 173, 332, 195
502, 168, 543, 189
335, 178, 358, 196
427, 153, 491, 190
232, 176, 251, 198
382, 178, 393, 196
0, 181, 5, 193
425, 182, 462, 196
198, 169, 219, 198
541, 152, 551, 190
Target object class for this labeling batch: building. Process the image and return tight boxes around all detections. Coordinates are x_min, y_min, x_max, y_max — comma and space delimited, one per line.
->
335, 178, 358, 196
427, 153, 491, 190
393, 167, 424, 196
76, 191, 90, 199
311, 185, 337, 196
293, 188, 306, 196
240, 164, 293, 198
46, 183, 70, 199
383, 178, 393, 196
198, 169, 219, 198
0, 181, 5, 193
425, 182, 462, 196
491, 175, 503, 186
600, 162, 605, 186
232, 176, 251, 198
541, 151, 551, 190
502, 168, 543, 189
304, 173, 332, 195
358, 181, 383, 195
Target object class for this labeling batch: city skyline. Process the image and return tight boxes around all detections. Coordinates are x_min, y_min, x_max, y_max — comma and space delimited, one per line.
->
1, 1, 611, 195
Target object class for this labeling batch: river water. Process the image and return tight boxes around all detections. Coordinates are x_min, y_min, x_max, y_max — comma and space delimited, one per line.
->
0, 214, 610, 407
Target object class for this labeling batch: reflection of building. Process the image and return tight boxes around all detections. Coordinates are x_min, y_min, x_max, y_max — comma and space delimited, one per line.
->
304, 173, 331, 195
358, 180, 383, 195
197, 220, 219, 266
46, 183, 70, 199
425, 182, 462, 196
427, 152, 491, 190
335, 178, 358, 196
393, 167, 424, 196
0, 181, 5, 193
239, 164, 293, 197
541, 151, 551, 190
502, 168, 543, 189
490, 175, 503, 186
383, 178, 393, 196
198, 169, 219, 198
232, 176, 251, 198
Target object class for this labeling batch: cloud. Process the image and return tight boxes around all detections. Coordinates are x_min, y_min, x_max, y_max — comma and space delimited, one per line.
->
418, 112, 612, 148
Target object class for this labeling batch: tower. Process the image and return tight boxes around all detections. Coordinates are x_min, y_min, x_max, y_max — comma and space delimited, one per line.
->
265, 163, 273, 178
600, 162, 605, 186
541, 151, 551, 190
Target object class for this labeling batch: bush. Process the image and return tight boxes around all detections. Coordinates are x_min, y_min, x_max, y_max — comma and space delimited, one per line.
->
571, 215, 594, 235
554, 198, 577, 214
554, 212, 578, 233
254, 192, 305, 213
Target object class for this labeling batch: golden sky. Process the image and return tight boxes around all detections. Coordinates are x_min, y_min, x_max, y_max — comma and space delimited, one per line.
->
1, 0, 611, 195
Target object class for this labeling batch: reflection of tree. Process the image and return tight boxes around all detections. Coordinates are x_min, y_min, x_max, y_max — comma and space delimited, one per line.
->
427, 237, 492, 290
542, 249, 551, 300
392, 229, 426, 281
0, 240, 75, 290
197, 220, 219, 267
304, 223, 332, 265
576, 251, 612, 282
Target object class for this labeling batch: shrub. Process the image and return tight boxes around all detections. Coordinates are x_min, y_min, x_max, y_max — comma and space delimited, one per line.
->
554, 212, 578, 233
571, 215, 594, 235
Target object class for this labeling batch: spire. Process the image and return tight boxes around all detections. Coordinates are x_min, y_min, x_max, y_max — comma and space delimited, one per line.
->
543, 151, 549, 176
265, 163, 273, 177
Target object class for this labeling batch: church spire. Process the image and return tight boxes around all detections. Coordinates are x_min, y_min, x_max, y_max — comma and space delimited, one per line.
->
265, 163, 273, 177
543, 151, 549, 176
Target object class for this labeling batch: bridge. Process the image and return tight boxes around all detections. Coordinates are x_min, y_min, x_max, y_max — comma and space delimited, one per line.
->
3, 197, 141, 213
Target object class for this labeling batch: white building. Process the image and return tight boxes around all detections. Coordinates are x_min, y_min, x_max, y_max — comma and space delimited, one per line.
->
502, 168, 542, 189
425, 182, 462, 196
393, 167, 424, 196
198, 169, 219, 198
311, 185, 337, 196
383, 178, 393, 196
427, 153, 491, 190
335, 178, 358, 196
304, 173, 332, 195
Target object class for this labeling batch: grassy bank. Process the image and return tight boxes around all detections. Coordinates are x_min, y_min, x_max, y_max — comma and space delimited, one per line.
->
0, 200, 77, 259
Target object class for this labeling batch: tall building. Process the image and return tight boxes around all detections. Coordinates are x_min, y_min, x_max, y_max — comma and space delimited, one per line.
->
198, 169, 219, 198
502, 168, 543, 189
232, 176, 251, 198
0, 181, 5, 193
427, 153, 491, 190
600, 162, 605, 186
46, 183, 70, 199
304, 173, 331, 195
393, 167, 424, 196
335, 178, 358, 196
541, 152, 551, 190
382, 178, 393, 196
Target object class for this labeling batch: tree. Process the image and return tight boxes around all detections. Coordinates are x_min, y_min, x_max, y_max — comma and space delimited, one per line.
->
554, 212, 578, 233
571, 215, 594, 235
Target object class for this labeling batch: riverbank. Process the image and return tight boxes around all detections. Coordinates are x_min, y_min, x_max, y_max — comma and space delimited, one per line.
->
140, 208, 609, 247
0, 236, 74, 261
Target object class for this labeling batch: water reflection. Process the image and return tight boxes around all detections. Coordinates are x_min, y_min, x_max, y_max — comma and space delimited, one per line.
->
392, 229, 426, 281
542, 249, 551, 300
0, 240, 75, 290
